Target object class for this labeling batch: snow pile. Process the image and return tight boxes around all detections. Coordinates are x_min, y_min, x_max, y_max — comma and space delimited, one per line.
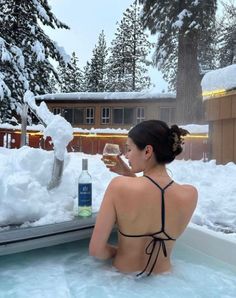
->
0, 146, 236, 239
180, 124, 208, 134
0, 148, 110, 227
24, 91, 73, 160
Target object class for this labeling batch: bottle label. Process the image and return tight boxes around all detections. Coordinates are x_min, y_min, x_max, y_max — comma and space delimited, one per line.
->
78, 183, 92, 206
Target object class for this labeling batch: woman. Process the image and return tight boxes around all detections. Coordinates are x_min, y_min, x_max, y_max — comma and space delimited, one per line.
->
89, 120, 197, 276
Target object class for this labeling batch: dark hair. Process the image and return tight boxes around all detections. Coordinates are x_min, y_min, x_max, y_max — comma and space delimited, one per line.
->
128, 120, 189, 164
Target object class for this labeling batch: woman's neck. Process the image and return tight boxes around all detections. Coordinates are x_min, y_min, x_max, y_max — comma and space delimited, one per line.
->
143, 164, 169, 178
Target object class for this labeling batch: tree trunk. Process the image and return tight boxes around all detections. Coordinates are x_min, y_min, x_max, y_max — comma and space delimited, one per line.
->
176, 30, 203, 125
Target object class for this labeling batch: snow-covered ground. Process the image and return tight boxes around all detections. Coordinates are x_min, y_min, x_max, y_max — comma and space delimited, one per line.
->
0, 145, 236, 240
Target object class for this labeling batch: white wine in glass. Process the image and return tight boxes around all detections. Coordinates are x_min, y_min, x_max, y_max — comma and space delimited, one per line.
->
103, 143, 120, 166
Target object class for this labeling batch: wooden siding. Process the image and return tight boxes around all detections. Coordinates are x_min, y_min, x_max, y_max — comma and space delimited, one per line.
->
44, 100, 176, 129
205, 90, 236, 164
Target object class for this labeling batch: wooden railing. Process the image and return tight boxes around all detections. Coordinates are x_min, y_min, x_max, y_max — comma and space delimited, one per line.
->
0, 128, 209, 161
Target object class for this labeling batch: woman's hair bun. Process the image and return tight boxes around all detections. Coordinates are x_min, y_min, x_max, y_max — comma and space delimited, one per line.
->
169, 125, 189, 154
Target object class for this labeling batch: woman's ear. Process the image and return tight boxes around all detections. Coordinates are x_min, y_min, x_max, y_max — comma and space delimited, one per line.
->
144, 145, 153, 160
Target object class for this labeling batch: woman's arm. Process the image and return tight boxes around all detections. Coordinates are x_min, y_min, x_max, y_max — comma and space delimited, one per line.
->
89, 179, 118, 260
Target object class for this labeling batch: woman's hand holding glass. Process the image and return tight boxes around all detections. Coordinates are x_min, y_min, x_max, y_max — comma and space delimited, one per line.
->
102, 143, 120, 166
102, 143, 135, 177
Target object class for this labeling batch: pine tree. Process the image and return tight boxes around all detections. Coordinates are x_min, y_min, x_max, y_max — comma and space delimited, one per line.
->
217, 1, 236, 67
58, 52, 83, 92
0, 0, 70, 123
139, 0, 217, 124
85, 31, 108, 92
81, 61, 92, 92
198, 25, 218, 74
48, 73, 59, 94
106, 20, 129, 91
106, 0, 152, 92
153, 35, 178, 92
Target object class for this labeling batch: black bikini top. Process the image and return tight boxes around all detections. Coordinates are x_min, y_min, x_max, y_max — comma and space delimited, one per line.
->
118, 175, 175, 277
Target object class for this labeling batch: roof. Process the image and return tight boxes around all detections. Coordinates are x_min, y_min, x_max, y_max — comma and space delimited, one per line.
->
35, 91, 176, 102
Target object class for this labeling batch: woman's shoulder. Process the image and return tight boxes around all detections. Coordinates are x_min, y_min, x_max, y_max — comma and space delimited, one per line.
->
178, 183, 198, 194
108, 175, 138, 187
174, 182, 198, 207
106, 175, 141, 193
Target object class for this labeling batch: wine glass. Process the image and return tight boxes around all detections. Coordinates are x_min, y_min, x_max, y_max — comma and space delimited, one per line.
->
102, 143, 121, 166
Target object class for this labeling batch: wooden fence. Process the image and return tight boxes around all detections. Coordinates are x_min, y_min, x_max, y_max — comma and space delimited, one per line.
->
0, 128, 209, 161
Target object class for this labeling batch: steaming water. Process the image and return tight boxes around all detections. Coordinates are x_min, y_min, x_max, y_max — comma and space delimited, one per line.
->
0, 237, 235, 298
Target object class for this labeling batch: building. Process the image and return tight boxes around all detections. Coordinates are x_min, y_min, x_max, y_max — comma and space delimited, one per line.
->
36, 91, 176, 129
0, 91, 208, 160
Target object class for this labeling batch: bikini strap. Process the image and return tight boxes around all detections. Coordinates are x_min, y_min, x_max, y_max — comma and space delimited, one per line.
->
143, 175, 174, 230
143, 175, 174, 191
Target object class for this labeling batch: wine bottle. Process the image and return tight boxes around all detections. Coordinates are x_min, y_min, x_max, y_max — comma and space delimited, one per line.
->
78, 159, 92, 217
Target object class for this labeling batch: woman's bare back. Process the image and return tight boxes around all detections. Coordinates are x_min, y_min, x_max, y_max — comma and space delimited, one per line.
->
113, 175, 197, 275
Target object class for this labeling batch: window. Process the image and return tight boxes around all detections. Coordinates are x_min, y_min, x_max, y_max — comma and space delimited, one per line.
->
101, 107, 110, 124
124, 108, 134, 124
112, 108, 123, 124
63, 108, 73, 123
112, 108, 134, 125
74, 108, 94, 124
160, 107, 175, 123
53, 108, 61, 115
61, 107, 95, 125
86, 107, 95, 124
136, 107, 145, 123
74, 108, 84, 124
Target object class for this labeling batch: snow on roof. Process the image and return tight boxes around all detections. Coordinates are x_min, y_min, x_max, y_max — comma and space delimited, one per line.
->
36, 90, 175, 102
201, 64, 236, 94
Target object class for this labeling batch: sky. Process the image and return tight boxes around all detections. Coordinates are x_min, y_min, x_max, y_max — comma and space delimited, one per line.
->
45, 0, 168, 91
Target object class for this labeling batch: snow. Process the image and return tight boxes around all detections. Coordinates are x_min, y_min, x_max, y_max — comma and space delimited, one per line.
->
0, 145, 235, 239
193, 0, 199, 5
180, 124, 208, 134
23, 91, 73, 160
0, 123, 208, 135
53, 41, 71, 64
1, 46, 11, 62
172, 9, 192, 29
44, 115, 73, 159
36, 89, 175, 102
32, 0, 50, 22
0, 73, 11, 100
201, 64, 236, 94
32, 41, 45, 62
